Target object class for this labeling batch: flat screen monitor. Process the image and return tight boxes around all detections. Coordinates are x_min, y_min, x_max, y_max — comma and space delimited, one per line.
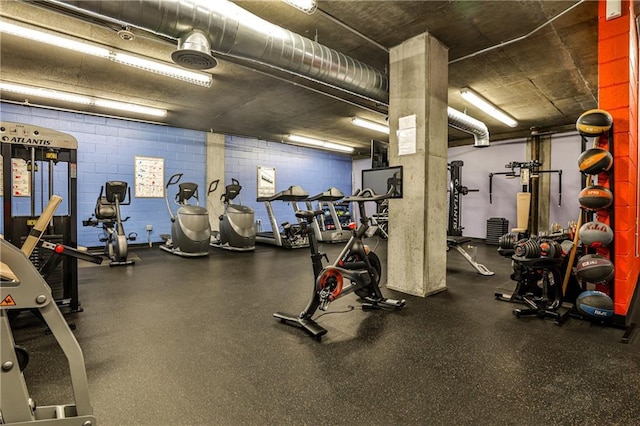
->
361, 166, 403, 198
371, 139, 389, 169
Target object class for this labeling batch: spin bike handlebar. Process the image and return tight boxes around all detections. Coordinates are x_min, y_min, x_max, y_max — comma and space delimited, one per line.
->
343, 186, 394, 203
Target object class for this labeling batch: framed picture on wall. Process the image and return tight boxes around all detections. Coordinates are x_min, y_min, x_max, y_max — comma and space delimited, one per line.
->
257, 166, 276, 198
134, 156, 165, 198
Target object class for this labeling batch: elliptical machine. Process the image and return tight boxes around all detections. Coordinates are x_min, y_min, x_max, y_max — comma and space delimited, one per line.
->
160, 173, 211, 257
209, 178, 256, 251
83, 181, 137, 266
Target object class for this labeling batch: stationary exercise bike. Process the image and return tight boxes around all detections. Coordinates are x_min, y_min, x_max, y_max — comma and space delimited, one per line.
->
274, 187, 406, 339
209, 178, 256, 251
160, 173, 211, 257
83, 181, 137, 266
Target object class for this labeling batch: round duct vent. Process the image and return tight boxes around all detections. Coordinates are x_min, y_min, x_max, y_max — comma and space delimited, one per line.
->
172, 49, 217, 70
171, 30, 217, 70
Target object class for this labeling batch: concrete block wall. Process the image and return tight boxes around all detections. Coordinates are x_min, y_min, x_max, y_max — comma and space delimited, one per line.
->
0, 104, 353, 247
223, 135, 353, 233
1, 103, 206, 248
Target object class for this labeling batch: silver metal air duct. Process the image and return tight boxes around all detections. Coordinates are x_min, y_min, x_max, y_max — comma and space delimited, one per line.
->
50, 0, 489, 146
447, 107, 490, 147
52, 0, 389, 103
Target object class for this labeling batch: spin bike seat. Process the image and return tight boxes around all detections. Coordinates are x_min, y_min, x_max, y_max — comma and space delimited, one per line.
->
295, 210, 324, 221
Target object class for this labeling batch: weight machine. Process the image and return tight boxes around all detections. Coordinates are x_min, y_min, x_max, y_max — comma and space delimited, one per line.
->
1, 195, 98, 425
446, 161, 493, 275
489, 160, 562, 236
1, 121, 83, 312
448, 160, 479, 237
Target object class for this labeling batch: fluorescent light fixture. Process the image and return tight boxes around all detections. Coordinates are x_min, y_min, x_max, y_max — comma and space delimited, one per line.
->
351, 117, 389, 134
0, 18, 212, 87
0, 82, 92, 105
460, 87, 518, 128
112, 53, 212, 86
282, 0, 317, 14
287, 134, 354, 153
0, 20, 111, 57
1, 82, 168, 117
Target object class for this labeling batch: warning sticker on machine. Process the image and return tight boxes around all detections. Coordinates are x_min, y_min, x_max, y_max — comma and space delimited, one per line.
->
1, 295, 16, 306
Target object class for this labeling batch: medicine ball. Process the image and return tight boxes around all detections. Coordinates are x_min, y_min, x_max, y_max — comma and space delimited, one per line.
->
579, 221, 614, 248
575, 290, 614, 320
577, 148, 613, 175
576, 109, 613, 136
578, 185, 613, 211
575, 254, 615, 283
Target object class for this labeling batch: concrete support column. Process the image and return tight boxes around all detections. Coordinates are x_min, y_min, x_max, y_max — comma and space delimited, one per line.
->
386, 33, 449, 297
206, 132, 225, 232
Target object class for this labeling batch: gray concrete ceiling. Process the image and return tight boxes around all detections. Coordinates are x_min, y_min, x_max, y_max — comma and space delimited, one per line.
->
0, 0, 602, 155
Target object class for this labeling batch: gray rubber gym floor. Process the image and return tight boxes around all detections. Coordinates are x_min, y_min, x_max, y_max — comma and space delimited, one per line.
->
10, 239, 640, 425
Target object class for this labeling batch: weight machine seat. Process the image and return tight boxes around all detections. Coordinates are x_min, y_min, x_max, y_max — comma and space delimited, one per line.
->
257, 185, 309, 202
308, 187, 344, 202
446, 236, 471, 247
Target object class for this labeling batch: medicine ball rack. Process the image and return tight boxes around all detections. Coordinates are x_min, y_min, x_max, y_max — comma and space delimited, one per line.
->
561, 111, 638, 342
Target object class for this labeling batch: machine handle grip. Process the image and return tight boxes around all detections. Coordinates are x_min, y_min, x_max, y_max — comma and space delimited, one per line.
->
166, 173, 183, 188
208, 179, 219, 194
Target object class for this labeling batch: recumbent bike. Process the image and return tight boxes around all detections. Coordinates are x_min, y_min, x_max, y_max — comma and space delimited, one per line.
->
274, 187, 406, 339
84, 181, 137, 266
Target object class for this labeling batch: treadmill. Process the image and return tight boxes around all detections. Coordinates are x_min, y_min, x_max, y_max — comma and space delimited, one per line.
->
305, 187, 351, 243
256, 185, 309, 248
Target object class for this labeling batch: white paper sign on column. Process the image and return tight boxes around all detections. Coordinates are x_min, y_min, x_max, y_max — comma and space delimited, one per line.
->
398, 114, 417, 156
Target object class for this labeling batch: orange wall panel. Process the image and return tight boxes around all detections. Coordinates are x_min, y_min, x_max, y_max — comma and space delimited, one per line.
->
598, 0, 639, 317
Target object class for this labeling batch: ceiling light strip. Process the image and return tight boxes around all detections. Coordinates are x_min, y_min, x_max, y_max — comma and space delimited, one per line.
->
460, 88, 518, 128
351, 117, 389, 134
287, 134, 354, 153
0, 82, 167, 117
0, 18, 212, 87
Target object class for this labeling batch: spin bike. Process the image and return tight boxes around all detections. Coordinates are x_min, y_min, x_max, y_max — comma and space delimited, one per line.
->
274, 188, 406, 339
